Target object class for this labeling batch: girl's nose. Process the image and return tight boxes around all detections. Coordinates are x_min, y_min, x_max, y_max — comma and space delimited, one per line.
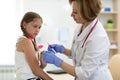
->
36, 28, 40, 32
71, 12, 73, 17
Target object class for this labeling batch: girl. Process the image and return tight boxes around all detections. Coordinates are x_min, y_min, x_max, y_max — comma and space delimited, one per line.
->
15, 12, 53, 80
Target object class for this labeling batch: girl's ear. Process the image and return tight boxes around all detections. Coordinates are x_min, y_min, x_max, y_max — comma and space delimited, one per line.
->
23, 22, 27, 28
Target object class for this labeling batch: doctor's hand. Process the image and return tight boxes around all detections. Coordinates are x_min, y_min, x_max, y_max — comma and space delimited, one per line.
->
48, 44, 65, 53
42, 51, 63, 67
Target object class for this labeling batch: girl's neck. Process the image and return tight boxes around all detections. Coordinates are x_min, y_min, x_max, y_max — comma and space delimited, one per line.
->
23, 34, 34, 39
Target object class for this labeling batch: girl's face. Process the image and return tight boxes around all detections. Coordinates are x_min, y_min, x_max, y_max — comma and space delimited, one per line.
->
71, 1, 84, 24
23, 18, 42, 38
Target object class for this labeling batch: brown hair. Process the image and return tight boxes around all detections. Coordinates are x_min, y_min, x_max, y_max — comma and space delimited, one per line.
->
69, 0, 102, 21
20, 11, 43, 51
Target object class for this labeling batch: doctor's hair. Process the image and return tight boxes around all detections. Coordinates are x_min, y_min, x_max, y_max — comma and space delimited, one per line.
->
20, 11, 43, 51
69, 0, 102, 22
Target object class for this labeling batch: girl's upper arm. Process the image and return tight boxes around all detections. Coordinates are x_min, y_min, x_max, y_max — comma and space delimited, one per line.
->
20, 38, 39, 70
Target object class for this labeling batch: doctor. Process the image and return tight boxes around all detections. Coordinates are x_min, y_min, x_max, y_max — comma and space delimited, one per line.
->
42, 0, 113, 80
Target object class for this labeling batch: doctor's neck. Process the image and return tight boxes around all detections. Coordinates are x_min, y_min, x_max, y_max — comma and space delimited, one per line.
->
77, 21, 91, 36
83, 20, 91, 27
82, 21, 91, 30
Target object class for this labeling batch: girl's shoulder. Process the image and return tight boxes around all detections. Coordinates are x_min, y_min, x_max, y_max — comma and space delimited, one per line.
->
16, 36, 32, 52
17, 36, 29, 43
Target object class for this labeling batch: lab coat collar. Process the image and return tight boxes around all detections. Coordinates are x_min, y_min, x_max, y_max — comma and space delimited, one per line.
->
76, 18, 98, 41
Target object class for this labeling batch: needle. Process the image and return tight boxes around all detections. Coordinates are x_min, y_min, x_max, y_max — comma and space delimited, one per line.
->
47, 43, 56, 53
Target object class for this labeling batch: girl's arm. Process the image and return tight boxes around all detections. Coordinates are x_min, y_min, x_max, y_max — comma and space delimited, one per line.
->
39, 52, 47, 69
20, 38, 53, 80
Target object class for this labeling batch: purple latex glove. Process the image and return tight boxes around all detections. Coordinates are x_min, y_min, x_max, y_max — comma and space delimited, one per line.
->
42, 51, 63, 67
48, 44, 65, 53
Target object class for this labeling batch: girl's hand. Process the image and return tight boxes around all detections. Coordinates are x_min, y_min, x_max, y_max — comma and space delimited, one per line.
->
39, 51, 47, 69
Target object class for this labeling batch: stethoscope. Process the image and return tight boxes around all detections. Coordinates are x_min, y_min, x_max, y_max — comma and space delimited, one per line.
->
73, 19, 98, 48
81, 19, 98, 48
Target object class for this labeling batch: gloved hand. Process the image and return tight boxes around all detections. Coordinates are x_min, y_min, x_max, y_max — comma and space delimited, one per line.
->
48, 44, 65, 53
42, 51, 63, 67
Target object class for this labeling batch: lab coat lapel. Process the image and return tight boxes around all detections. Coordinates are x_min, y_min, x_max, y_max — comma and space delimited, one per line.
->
76, 18, 97, 42
76, 25, 91, 42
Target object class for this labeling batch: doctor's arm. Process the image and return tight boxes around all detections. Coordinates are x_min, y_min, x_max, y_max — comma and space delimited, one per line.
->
43, 51, 76, 77
64, 48, 71, 57
60, 61, 76, 77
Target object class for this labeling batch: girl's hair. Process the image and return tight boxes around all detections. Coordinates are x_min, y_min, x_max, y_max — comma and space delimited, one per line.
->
69, 0, 102, 22
20, 11, 43, 51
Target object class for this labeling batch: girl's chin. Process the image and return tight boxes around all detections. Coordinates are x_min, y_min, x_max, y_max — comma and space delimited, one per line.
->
30, 36, 35, 38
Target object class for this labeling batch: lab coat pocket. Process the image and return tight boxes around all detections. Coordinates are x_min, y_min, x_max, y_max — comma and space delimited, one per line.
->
93, 67, 113, 80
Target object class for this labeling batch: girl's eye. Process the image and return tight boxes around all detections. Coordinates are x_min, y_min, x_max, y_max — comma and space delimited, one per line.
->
34, 25, 37, 28
34, 25, 41, 29
38, 26, 41, 29
73, 11, 77, 14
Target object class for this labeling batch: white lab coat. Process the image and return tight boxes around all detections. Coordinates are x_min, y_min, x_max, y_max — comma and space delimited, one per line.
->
71, 18, 113, 80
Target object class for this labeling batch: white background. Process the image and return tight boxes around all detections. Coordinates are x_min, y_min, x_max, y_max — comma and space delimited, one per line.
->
0, 0, 18, 65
